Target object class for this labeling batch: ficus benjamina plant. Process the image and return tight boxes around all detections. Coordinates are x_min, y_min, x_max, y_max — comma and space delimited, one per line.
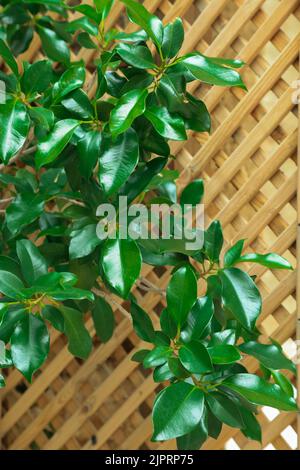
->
0, 0, 297, 450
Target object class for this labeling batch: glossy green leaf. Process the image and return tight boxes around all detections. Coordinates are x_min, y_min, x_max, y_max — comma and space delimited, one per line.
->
99, 128, 139, 196
204, 220, 223, 263
270, 370, 294, 398
21, 60, 53, 96
60, 306, 92, 359
93, 0, 113, 18
42, 305, 65, 333
77, 32, 97, 49
6, 193, 45, 236
145, 105, 187, 141
35, 119, 79, 169
110, 89, 148, 136
92, 296, 115, 343
29, 107, 54, 132
131, 301, 156, 343
179, 341, 213, 374
181, 296, 214, 342
52, 65, 86, 104
224, 239, 245, 267
121, 0, 163, 48
167, 265, 197, 326
160, 308, 177, 339
181, 53, 246, 89
239, 341, 295, 373
37, 25, 70, 64
208, 344, 241, 365
239, 407, 262, 442
207, 408, 222, 439
101, 237, 142, 298
161, 18, 184, 59
77, 131, 102, 179
0, 374, 5, 388
220, 268, 262, 331
16, 239, 48, 285
120, 157, 167, 204
0, 270, 25, 299
236, 253, 293, 270
181, 179, 204, 207
11, 314, 49, 382
143, 346, 172, 368
152, 382, 204, 441
0, 308, 26, 343
69, 224, 101, 260
117, 43, 156, 69
0, 38, 19, 76
61, 89, 94, 119
206, 392, 245, 428
223, 373, 297, 411
0, 100, 30, 164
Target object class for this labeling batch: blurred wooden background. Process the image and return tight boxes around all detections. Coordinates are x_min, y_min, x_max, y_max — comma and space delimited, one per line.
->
0, 0, 299, 450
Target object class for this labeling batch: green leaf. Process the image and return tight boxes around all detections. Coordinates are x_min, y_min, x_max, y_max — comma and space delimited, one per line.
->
21, 60, 53, 96
143, 346, 172, 368
60, 306, 92, 359
0, 374, 6, 388
120, 0, 163, 48
37, 25, 70, 63
206, 392, 245, 428
236, 253, 293, 270
131, 301, 155, 343
69, 224, 101, 260
152, 382, 204, 441
204, 220, 223, 263
207, 408, 222, 439
0, 100, 30, 164
179, 341, 213, 374
101, 237, 142, 298
77, 131, 102, 179
222, 373, 297, 411
29, 107, 54, 132
116, 43, 156, 69
51, 65, 86, 104
239, 341, 296, 373
181, 179, 204, 207
177, 410, 208, 450
110, 89, 148, 136
219, 268, 262, 331
160, 308, 177, 339
99, 128, 139, 196
92, 296, 115, 343
181, 53, 246, 89
42, 305, 65, 333
153, 362, 174, 383
6, 193, 45, 236
93, 0, 114, 18
48, 287, 94, 302
270, 370, 294, 398
0, 308, 26, 343
77, 32, 97, 49
145, 105, 187, 141
239, 407, 262, 442
161, 18, 184, 59
61, 89, 94, 119
0, 343, 13, 368
35, 119, 79, 169
180, 94, 211, 132
132, 349, 150, 363
11, 314, 49, 382
224, 239, 245, 267
0, 38, 19, 76
208, 344, 241, 365
167, 265, 197, 326
120, 157, 167, 204
16, 239, 48, 285
0, 270, 25, 299
181, 296, 214, 342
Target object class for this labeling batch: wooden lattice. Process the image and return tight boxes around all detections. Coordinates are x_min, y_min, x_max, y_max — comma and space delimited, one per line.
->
0, 0, 299, 451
